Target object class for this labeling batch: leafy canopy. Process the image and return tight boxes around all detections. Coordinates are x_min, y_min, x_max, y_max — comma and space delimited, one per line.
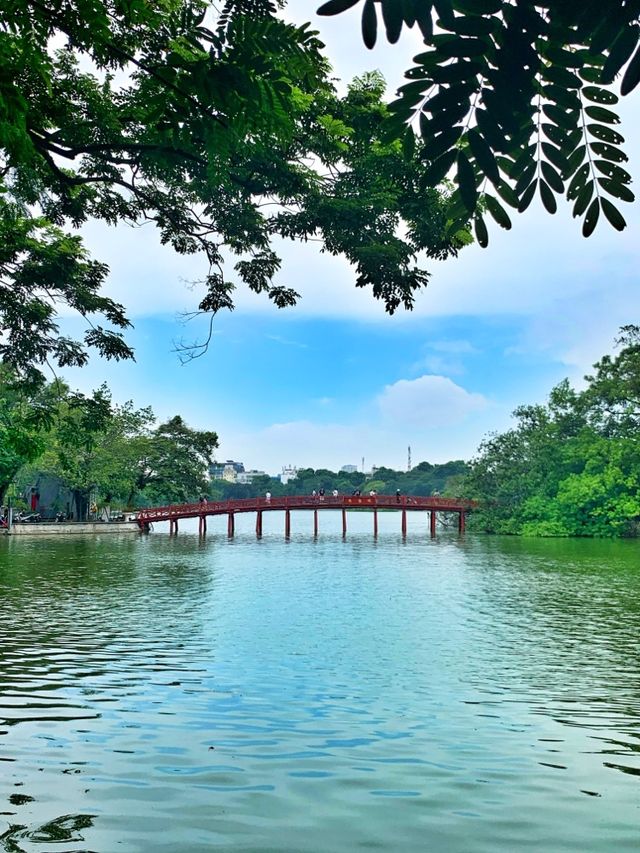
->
464, 327, 640, 537
1, 0, 468, 385
318, 0, 639, 243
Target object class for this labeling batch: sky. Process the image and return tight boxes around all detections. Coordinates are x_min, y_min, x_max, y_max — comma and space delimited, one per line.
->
60, 3, 640, 476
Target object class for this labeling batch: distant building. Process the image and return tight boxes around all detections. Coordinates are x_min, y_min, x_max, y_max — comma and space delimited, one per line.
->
280, 465, 298, 484
209, 460, 245, 481
237, 470, 267, 484
340, 464, 358, 473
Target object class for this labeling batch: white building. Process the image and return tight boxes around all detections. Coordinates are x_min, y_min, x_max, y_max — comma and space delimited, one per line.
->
280, 465, 298, 484
237, 470, 267, 484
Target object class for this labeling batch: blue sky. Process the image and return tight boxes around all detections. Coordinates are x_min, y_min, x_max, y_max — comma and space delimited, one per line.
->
60, 4, 640, 475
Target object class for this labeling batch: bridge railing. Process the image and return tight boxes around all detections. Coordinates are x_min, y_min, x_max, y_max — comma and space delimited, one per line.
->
135, 494, 476, 523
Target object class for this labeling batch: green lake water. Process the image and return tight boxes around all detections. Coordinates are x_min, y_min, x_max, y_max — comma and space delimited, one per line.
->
1, 511, 639, 852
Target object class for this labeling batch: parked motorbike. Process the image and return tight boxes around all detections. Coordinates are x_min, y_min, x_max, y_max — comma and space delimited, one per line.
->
14, 512, 41, 523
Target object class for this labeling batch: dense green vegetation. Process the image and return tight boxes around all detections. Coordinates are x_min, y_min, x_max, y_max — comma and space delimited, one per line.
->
5, 378, 217, 518
322, 0, 639, 240
465, 327, 640, 537
209, 459, 469, 501
1, 0, 470, 389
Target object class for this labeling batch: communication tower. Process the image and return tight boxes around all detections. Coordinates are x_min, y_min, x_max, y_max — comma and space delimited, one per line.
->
407, 445, 412, 472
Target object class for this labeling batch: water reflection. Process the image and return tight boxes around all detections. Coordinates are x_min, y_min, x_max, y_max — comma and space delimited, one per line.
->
0, 526, 639, 852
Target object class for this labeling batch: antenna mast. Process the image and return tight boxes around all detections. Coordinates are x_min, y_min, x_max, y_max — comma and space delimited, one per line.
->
407, 445, 412, 472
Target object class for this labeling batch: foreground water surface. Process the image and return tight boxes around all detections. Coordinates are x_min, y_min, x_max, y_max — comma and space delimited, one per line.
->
1, 512, 639, 852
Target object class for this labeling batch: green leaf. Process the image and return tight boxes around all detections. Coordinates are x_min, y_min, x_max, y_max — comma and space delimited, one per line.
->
467, 128, 500, 184
317, 0, 360, 14
495, 181, 519, 209
542, 65, 583, 90
600, 197, 627, 231
587, 124, 625, 145
598, 178, 635, 202
514, 162, 537, 195
436, 37, 489, 58
589, 142, 628, 163
452, 0, 502, 13
541, 142, 569, 174
449, 16, 496, 37
484, 194, 512, 229
429, 61, 484, 84
564, 145, 587, 178
403, 128, 416, 158
572, 181, 594, 218
474, 213, 489, 248
414, 1, 434, 39
433, 0, 455, 27
585, 105, 621, 124
542, 104, 579, 130
362, 0, 377, 49
541, 161, 564, 194
382, 0, 404, 43
567, 163, 590, 199
539, 179, 557, 214
582, 197, 600, 237
475, 108, 505, 151
601, 24, 639, 84
420, 124, 463, 160
621, 43, 640, 95
581, 86, 619, 105
517, 179, 538, 213
593, 160, 631, 184
457, 150, 478, 213
422, 149, 457, 186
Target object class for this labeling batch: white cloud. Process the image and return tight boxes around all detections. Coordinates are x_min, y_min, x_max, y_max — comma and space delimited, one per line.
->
378, 375, 487, 427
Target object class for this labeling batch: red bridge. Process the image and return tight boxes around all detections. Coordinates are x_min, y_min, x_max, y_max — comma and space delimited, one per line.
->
135, 494, 476, 538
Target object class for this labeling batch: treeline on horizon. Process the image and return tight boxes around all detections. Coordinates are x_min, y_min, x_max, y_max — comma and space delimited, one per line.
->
2, 327, 639, 535
210, 461, 469, 503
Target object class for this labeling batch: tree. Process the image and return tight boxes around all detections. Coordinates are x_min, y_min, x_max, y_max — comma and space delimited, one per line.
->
583, 325, 640, 435
41, 385, 153, 519
0, 367, 53, 503
318, 0, 638, 241
463, 331, 640, 536
133, 416, 218, 504
1, 0, 467, 386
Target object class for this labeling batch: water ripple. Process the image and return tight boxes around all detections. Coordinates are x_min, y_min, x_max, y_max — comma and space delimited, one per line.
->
1, 527, 639, 851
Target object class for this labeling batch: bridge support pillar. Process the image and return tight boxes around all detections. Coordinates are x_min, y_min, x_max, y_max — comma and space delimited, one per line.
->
285, 509, 291, 539
198, 515, 207, 536
458, 511, 465, 535
342, 508, 347, 537
373, 508, 378, 538
227, 512, 235, 538
256, 510, 262, 538
401, 509, 407, 537
170, 518, 178, 535
313, 509, 318, 537
430, 511, 436, 539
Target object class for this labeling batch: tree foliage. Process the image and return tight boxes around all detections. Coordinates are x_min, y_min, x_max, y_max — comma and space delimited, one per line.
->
1, 0, 468, 385
209, 458, 469, 499
9, 381, 218, 517
464, 328, 640, 536
318, 0, 639, 242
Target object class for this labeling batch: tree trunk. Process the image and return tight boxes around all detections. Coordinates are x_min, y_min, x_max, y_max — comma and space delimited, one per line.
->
72, 489, 89, 521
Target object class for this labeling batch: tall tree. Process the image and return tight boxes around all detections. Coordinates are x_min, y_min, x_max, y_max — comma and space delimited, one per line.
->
41, 385, 153, 519
1, 0, 467, 385
133, 416, 218, 504
0, 367, 54, 503
464, 331, 640, 537
319, 0, 638, 240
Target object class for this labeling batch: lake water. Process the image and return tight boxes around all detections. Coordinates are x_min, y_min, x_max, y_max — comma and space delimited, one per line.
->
1, 511, 639, 852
